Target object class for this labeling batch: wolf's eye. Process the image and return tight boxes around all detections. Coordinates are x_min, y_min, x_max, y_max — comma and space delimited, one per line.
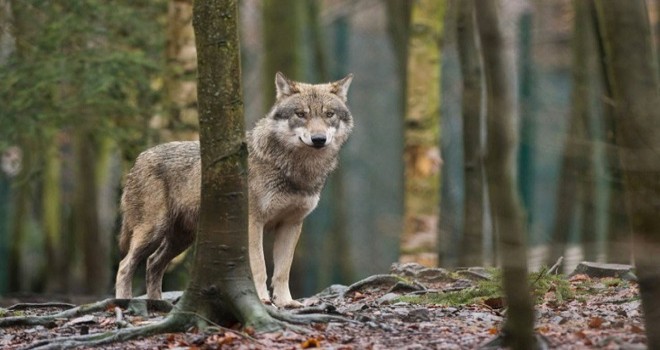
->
325, 111, 334, 118
295, 111, 306, 118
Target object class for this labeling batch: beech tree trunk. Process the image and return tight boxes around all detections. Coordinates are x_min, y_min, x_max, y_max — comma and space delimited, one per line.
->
475, 1, 536, 348
176, 0, 276, 330
456, 0, 485, 267
400, 0, 445, 267
594, 1, 660, 346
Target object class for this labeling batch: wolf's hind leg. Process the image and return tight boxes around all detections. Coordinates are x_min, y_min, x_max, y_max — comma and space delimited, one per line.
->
271, 222, 303, 308
249, 219, 270, 302
146, 236, 190, 300
115, 224, 159, 299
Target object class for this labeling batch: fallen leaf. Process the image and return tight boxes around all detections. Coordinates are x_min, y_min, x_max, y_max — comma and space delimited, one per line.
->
301, 338, 321, 348
575, 330, 587, 339
483, 297, 505, 309
488, 327, 498, 335
630, 324, 645, 334
536, 325, 550, 334
569, 274, 590, 282
588, 317, 604, 329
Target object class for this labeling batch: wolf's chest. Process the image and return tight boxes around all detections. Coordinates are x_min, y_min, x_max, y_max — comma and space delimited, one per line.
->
253, 187, 319, 228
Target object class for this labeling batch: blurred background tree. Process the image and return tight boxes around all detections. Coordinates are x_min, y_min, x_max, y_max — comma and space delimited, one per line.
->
0, 0, 658, 306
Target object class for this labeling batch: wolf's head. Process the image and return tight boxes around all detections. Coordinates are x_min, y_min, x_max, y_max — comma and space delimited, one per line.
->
259, 72, 354, 152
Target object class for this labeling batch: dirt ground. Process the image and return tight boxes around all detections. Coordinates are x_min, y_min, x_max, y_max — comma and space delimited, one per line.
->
0, 263, 646, 349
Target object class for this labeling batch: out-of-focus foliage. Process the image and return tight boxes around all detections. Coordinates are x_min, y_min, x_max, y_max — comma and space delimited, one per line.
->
0, 0, 166, 151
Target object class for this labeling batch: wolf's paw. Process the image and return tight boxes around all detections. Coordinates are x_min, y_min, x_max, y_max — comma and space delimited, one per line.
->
274, 298, 304, 309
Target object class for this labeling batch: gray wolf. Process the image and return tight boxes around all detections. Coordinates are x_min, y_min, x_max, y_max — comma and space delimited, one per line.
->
114, 72, 354, 308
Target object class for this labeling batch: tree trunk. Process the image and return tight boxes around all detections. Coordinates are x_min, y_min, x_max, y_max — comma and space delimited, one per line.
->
589, 1, 632, 264
547, 0, 598, 266
42, 134, 65, 293
475, 1, 536, 349
73, 130, 108, 295
0, 0, 15, 295
161, 0, 198, 142
594, 1, 660, 347
305, 1, 354, 288
456, 0, 484, 267
262, 0, 303, 110
177, 0, 276, 330
401, 0, 446, 267
517, 11, 535, 230
8, 151, 28, 292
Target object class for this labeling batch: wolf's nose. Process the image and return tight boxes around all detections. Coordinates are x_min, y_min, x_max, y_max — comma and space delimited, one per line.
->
311, 134, 327, 147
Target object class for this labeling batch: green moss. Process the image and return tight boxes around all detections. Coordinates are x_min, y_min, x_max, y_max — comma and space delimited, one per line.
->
399, 268, 579, 307
399, 269, 503, 306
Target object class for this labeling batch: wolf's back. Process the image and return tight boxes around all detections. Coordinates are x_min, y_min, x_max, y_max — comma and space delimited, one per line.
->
118, 141, 202, 256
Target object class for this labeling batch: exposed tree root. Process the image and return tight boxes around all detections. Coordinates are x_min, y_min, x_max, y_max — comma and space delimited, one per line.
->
342, 274, 404, 297
0, 298, 173, 327
266, 306, 357, 326
24, 313, 189, 350
1, 299, 357, 349
7, 302, 76, 311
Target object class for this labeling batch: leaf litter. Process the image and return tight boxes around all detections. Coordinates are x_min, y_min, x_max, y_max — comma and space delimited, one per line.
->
0, 263, 646, 349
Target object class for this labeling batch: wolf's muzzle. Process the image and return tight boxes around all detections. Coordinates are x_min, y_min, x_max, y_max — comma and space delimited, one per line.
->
311, 134, 327, 148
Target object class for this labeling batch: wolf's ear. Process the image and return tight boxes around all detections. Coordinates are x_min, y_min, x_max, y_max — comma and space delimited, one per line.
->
275, 72, 299, 99
330, 73, 354, 102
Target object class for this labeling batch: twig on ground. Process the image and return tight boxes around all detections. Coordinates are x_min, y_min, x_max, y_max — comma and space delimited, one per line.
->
547, 256, 564, 275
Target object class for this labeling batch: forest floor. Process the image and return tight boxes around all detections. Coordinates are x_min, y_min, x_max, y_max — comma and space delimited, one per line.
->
0, 262, 646, 349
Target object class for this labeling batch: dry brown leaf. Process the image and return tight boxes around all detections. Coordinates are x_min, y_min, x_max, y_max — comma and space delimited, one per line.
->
588, 317, 604, 329
569, 274, 590, 282
301, 337, 321, 348
630, 324, 645, 334
483, 297, 505, 309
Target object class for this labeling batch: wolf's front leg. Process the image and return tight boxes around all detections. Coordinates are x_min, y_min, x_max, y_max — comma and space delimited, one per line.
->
272, 222, 304, 308
249, 219, 270, 303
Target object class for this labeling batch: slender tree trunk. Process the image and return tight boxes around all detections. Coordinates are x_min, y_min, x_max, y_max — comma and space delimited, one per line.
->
517, 12, 535, 229
306, 1, 354, 287
8, 153, 29, 292
548, 0, 598, 265
177, 0, 277, 330
73, 130, 108, 295
262, 0, 303, 110
594, 1, 660, 347
475, 1, 536, 348
385, 0, 412, 113
589, 1, 632, 264
456, 0, 485, 267
0, 0, 15, 295
162, 0, 198, 142
401, 0, 446, 267
42, 134, 65, 293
